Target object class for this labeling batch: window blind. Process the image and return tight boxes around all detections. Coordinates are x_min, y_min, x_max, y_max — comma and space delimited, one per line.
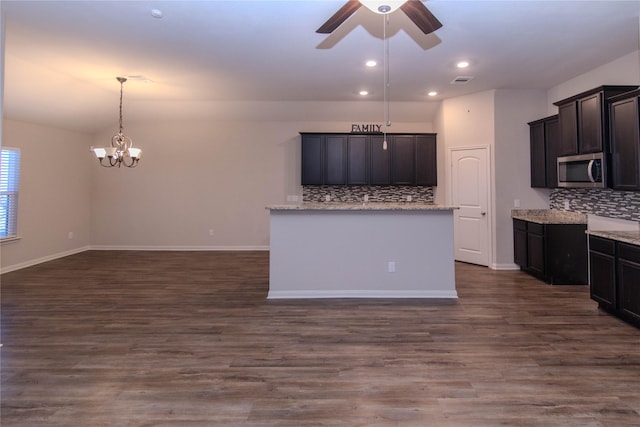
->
0, 148, 21, 239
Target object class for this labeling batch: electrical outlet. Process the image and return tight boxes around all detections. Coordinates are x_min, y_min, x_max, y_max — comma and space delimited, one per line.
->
406, 195, 412, 202
564, 200, 570, 210
364, 195, 369, 202
67, 231, 74, 240
209, 229, 214, 236
388, 261, 396, 273
514, 199, 520, 208
325, 195, 331, 202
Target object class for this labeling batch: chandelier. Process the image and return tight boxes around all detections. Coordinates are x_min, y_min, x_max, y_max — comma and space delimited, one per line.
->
92, 77, 142, 168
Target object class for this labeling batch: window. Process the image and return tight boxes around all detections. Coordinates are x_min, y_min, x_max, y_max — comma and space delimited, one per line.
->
0, 148, 21, 240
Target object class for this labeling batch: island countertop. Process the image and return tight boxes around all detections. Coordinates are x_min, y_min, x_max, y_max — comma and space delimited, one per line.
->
266, 203, 458, 211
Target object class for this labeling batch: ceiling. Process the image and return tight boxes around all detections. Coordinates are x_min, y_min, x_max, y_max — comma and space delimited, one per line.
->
3, 0, 640, 133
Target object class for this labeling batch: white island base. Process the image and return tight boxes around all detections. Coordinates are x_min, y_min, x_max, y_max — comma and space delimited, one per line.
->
267, 204, 458, 299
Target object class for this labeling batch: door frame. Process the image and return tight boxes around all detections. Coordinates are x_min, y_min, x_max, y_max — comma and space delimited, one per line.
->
448, 145, 493, 268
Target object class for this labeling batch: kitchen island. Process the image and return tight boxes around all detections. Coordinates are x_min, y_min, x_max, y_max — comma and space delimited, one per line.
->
266, 203, 458, 299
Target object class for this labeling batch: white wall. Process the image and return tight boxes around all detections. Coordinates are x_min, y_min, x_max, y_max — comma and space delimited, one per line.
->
1, 119, 92, 272
436, 90, 496, 208
547, 50, 640, 110
89, 111, 435, 249
494, 89, 549, 268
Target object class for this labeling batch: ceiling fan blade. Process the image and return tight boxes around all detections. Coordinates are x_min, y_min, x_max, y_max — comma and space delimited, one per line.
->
316, 1, 362, 34
400, 0, 443, 35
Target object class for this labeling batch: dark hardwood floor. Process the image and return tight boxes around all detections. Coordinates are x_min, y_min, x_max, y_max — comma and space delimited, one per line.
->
1, 250, 639, 426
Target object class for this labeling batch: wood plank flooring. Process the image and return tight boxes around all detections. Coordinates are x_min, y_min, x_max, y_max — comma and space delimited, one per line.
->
1, 250, 640, 426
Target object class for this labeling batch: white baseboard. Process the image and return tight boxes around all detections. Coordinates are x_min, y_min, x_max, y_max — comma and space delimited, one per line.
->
267, 290, 458, 299
1, 245, 269, 274
89, 245, 269, 251
1, 246, 91, 274
491, 263, 520, 271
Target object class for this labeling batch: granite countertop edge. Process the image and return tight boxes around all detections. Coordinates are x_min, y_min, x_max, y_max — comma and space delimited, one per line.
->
266, 203, 458, 211
511, 209, 588, 225
586, 230, 640, 246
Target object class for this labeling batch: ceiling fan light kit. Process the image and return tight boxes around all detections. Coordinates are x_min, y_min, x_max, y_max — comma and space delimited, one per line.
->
91, 77, 142, 168
360, 1, 405, 14
316, 0, 442, 35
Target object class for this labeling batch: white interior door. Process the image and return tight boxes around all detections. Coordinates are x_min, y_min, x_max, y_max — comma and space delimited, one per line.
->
451, 147, 490, 266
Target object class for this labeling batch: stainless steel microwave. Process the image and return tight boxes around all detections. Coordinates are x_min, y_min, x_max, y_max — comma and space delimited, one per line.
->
557, 152, 605, 188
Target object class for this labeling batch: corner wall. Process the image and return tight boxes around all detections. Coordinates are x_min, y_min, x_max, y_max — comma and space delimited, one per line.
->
1, 119, 92, 272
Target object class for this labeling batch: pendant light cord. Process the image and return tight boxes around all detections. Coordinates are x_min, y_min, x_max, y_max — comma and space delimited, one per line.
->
383, 13, 390, 150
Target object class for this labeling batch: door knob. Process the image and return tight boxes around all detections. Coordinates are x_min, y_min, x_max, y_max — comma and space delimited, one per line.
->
481, 212, 486, 216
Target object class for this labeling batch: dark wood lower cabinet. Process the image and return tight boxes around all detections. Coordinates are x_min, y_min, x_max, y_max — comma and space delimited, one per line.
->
513, 219, 587, 285
588, 236, 616, 309
618, 243, 640, 324
589, 236, 640, 328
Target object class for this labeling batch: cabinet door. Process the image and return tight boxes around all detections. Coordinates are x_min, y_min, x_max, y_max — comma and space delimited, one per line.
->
529, 122, 546, 188
347, 135, 369, 185
558, 102, 578, 156
527, 225, 545, 276
416, 134, 437, 186
301, 134, 323, 185
610, 97, 640, 190
618, 243, 640, 323
391, 135, 415, 185
325, 135, 347, 185
513, 220, 527, 267
370, 135, 391, 185
545, 117, 560, 188
578, 92, 603, 154
590, 250, 617, 309
589, 236, 616, 309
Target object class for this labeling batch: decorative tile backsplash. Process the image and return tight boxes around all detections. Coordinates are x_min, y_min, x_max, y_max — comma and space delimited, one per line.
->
550, 188, 640, 222
303, 186, 434, 203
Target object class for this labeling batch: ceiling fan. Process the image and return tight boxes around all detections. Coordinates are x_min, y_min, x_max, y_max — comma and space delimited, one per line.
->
316, 0, 442, 35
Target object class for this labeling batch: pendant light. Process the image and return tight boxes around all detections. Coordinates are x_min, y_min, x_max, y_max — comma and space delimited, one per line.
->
382, 12, 391, 150
92, 77, 142, 168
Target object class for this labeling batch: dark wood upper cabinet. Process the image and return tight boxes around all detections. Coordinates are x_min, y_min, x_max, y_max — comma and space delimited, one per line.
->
347, 135, 369, 185
609, 90, 640, 191
578, 92, 603, 154
529, 120, 546, 188
325, 135, 347, 185
528, 115, 558, 188
300, 133, 436, 186
544, 116, 559, 188
370, 135, 391, 185
557, 102, 578, 157
301, 134, 323, 185
391, 135, 415, 185
554, 85, 638, 156
416, 134, 437, 186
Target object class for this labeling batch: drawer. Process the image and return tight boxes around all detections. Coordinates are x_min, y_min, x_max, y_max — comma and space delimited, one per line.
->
589, 236, 616, 255
514, 219, 527, 231
619, 242, 640, 264
527, 222, 544, 236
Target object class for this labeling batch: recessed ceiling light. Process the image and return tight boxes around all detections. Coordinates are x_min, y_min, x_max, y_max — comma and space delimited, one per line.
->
359, 90, 369, 96
428, 91, 438, 97
365, 60, 377, 67
457, 61, 470, 69
151, 8, 163, 18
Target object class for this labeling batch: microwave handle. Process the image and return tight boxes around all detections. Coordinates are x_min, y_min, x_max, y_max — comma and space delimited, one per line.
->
587, 159, 596, 183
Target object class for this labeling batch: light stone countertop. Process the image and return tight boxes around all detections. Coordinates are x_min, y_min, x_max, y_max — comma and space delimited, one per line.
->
586, 230, 640, 246
511, 209, 587, 225
266, 202, 458, 211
